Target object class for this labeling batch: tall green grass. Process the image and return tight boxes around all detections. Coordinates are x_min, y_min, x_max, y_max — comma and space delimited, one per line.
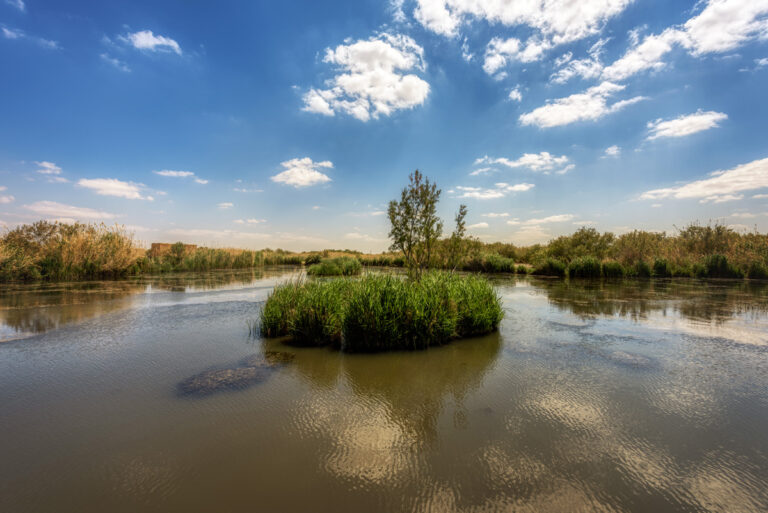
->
259, 271, 503, 351
306, 256, 362, 276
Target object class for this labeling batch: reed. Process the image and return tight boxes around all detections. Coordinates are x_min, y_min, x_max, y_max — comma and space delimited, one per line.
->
259, 271, 503, 351
306, 256, 362, 276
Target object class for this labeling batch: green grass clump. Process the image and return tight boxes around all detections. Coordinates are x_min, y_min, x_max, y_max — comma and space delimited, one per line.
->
531, 258, 566, 277
307, 256, 362, 276
703, 254, 744, 279
747, 261, 768, 280
515, 264, 529, 274
259, 271, 503, 352
462, 253, 515, 273
633, 260, 652, 278
601, 260, 625, 278
567, 256, 602, 278
653, 258, 672, 278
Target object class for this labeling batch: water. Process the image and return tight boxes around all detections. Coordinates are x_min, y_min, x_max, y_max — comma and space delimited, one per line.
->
1, 269, 767, 512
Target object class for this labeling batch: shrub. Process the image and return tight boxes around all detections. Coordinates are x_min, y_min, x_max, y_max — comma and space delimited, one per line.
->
515, 264, 529, 274
633, 260, 652, 278
747, 261, 768, 280
567, 256, 602, 279
652, 258, 672, 278
304, 253, 322, 266
601, 260, 625, 278
462, 253, 515, 273
703, 254, 744, 279
531, 258, 566, 277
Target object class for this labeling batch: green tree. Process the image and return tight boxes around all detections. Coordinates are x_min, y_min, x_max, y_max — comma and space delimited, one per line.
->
446, 204, 468, 271
388, 170, 443, 276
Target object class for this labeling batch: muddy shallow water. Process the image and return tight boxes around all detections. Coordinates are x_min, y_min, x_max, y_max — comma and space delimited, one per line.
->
1, 268, 766, 512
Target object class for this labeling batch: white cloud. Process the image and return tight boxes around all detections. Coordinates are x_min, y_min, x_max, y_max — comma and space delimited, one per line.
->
302, 33, 429, 121
640, 157, 768, 203
100, 53, 130, 72
153, 169, 208, 184
550, 38, 608, 84
0, 186, 5, 191
2, 26, 58, 48
167, 228, 269, 240
483, 37, 551, 77
5, 0, 25, 12
476, 152, 570, 173
35, 161, 62, 175
123, 30, 181, 55
344, 232, 386, 243
271, 157, 333, 188
0, 195, 14, 204
753, 193, 768, 199
603, 0, 768, 81
77, 178, 153, 200
412, 0, 632, 44
604, 145, 621, 157
467, 222, 488, 229
481, 212, 510, 218
519, 81, 646, 128
513, 214, 575, 225
233, 186, 262, 192
646, 110, 727, 140
508, 86, 523, 102
455, 182, 534, 200
23, 201, 116, 220
756, 57, 768, 68
234, 218, 265, 224
218, 202, 234, 209
469, 167, 492, 176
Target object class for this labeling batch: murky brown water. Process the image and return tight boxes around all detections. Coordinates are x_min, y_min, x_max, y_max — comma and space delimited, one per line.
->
1, 269, 767, 512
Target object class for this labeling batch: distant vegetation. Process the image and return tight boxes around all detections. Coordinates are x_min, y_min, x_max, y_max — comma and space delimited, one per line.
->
306, 256, 362, 276
260, 271, 503, 351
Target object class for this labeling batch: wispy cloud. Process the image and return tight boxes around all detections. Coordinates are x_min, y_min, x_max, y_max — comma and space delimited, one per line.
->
234, 218, 265, 224
35, 161, 62, 175
0, 194, 14, 204
520, 82, 646, 128
2, 26, 58, 49
467, 222, 488, 229
5, 0, 25, 12
77, 178, 154, 200
646, 110, 727, 140
640, 157, 768, 203
23, 201, 116, 220
218, 202, 234, 209
271, 157, 332, 188
475, 152, 571, 174
603, 145, 621, 158
100, 53, 130, 72
153, 169, 208, 184
454, 182, 534, 200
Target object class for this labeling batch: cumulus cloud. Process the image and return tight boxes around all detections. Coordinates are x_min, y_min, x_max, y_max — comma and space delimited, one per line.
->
467, 222, 488, 229
454, 182, 534, 199
481, 212, 510, 218
604, 145, 621, 157
508, 86, 523, 102
603, 0, 768, 81
640, 157, 768, 203
646, 110, 728, 140
35, 161, 62, 175
271, 157, 333, 188
302, 33, 429, 121
412, 0, 632, 44
483, 37, 551, 77
475, 152, 571, 173
519, 81, 646, 128
77, 178, 153, 200
23, 201, 116, 220
153, 169, 208, 184
0, 195, 14, 204
122, 30, 181, 55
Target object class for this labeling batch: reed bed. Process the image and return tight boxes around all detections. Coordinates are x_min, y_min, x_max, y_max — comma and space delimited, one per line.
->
260, 271, 503, 352
306, 256, 362, 276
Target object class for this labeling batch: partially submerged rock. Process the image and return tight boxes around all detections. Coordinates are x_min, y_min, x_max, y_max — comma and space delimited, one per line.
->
240, 351, 295, 369
178, 366, 271, 396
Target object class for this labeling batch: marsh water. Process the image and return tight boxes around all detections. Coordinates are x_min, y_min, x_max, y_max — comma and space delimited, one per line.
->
1, 268, 767, 512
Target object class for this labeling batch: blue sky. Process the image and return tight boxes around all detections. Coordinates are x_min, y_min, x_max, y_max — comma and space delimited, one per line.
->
1, 0, 767, 251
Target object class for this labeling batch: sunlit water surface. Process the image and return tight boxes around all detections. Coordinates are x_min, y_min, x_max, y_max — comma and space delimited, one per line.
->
1, 268, 767, 512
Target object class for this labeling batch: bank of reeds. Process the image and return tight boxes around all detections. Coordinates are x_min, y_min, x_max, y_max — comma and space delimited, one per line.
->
260, 271, 503, 351
306, 256, 362, 276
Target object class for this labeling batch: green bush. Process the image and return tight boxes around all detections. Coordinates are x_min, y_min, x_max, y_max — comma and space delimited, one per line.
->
303, 253, 322, 266
515, 264, 529, 274
653, 258, 672, 278
531, 258, 566, 277
703, 254, 744, 279
633, 260, 652, 278
601, 260, 625, 278
260, 272, 503, 352
307, 256, 362, 276
567, 256, 602, 278
462, 253, 515, 273
747, 261, 768, 280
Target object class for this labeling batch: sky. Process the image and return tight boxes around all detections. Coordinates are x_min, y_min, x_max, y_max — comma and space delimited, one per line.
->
1, 0, 768, 252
